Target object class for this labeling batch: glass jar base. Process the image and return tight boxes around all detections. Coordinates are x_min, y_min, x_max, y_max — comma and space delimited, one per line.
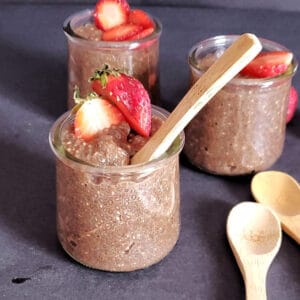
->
58, 234, 179, 272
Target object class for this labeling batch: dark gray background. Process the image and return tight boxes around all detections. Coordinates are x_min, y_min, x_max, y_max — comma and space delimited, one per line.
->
0, 1, 299, 300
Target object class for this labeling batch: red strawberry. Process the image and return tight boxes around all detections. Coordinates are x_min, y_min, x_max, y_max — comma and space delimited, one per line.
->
240, 51, 293, 78
91, 66, 152, 137
128, 27, 154, 40
128, 9, 155, 29
94, 0, 130, 31
101, 23, 143, 41
74, 98, 125, 141
287, 86, 298, 123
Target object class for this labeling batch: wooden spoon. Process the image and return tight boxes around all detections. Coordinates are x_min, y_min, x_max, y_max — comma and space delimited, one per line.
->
131, 33, 262, 164
227, 202, 282, 300
251, 170, 300, 244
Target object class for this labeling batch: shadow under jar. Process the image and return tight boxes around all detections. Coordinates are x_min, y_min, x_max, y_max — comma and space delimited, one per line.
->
64, 9, 162, 109
49, 106, 184, 272
185, 35, 298, 176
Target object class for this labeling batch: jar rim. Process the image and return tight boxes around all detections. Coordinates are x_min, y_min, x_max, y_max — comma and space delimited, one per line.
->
49, 105, 184, 175
63, 8, 162, 50
188, 34, 298, 86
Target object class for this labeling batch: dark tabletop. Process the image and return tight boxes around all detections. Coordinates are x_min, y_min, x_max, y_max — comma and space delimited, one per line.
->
0, 3, 299, 300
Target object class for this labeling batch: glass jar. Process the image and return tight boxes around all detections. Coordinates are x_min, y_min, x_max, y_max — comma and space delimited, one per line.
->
49, 106, 184, 272
185, 35, 297, 176
63, 9, 162, 109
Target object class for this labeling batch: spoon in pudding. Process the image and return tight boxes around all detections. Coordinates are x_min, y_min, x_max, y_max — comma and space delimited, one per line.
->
251, 170, 300, 244
131, 33, 262, 164
227, 202, 282, 300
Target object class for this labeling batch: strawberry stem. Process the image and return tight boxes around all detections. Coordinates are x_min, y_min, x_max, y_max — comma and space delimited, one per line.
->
73, 85, 98, 105
90, 64, 120, 88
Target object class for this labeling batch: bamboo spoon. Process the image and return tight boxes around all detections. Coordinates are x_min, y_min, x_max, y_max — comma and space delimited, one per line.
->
227, 202, 282, 300
251, 170, 300, 244
131, 33, 262, 164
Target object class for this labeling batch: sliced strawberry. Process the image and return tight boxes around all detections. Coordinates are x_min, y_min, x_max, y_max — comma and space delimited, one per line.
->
128, 9, 155, 29
74, 98, 125, 141
91, 66, 152, 137
94, 0, 130, 31
240, 51, 293, 78
287, 86, 298, 123
101, 23, 143, 41
128, 27, 154, 40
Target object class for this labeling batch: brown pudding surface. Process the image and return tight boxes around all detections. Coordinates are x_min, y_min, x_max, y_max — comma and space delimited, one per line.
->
75, 23, 103, 41
61, 117, 162, 167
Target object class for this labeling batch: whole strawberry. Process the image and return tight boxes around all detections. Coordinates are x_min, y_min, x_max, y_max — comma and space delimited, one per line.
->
90, 65, 152, 137
287, 86, 298, 124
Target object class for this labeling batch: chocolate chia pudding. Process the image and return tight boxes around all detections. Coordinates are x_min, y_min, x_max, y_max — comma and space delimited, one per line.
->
49, 106, 184, 272
63, 9, 161, 108
185, 35, 297, 176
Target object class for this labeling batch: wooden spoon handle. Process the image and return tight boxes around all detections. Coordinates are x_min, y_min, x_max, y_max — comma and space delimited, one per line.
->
131, 33, 262, 165
240, 255, 270, 300
244, 268, 267, 300
243, 258, 270, 300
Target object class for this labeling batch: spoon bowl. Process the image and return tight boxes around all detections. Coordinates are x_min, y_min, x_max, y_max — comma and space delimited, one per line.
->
227, 201, 282, 300
251, 170, 300, 243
